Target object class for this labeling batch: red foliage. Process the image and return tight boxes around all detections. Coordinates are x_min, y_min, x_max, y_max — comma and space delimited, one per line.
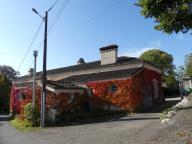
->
9, 86, 29, 114
9, 68, 162, 114
87, 72, 144, 112
18, 87, 61, 118
87, 68, 162, 111
10, 85, 88, 116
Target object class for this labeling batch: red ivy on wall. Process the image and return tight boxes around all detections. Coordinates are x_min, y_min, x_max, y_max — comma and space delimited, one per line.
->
10, 85, 88, 117
9, 86, 18, 113
87, 72, 144, 112
18, 86, 63, 119
9, 86, 29, 114
10, 68, 162, 114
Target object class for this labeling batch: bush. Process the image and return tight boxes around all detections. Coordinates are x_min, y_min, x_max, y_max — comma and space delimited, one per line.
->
23, 103, 40, 127
160, 107, 172, 120
11, 115, 40, 131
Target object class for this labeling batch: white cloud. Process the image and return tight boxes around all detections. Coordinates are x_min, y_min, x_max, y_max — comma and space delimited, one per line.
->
150, 40, 161, 48
120, 47, 157, 57
120, 40, 161, 58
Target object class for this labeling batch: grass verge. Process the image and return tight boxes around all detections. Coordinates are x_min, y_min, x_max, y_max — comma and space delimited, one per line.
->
10, 117, 41, 131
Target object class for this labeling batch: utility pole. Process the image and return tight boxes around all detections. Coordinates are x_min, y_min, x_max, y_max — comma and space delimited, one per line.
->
32, 8, 48, 128
32, 50, 38, 107
41, 11, 48, 128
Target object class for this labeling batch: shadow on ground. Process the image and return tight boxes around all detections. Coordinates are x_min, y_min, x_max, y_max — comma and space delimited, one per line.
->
141, 98, 180, 113
49, 97, 180, 127
50, 114, 159, 127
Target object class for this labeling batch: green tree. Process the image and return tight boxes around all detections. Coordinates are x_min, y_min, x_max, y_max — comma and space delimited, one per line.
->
175, 65, 185, 82
184, 53, 192, 78
0, 65, 19, 80
0, 74, 11, 113
140, 49, 176, 87
136, 0, 192, 34
0, 65, 18, 113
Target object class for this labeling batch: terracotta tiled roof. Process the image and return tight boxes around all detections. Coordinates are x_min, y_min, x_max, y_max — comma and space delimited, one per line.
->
44, 57, 142, 75
47, 80, 83, 90
58, 67, 142, 83
13, 81, 33, 88
17, 56, 142, 82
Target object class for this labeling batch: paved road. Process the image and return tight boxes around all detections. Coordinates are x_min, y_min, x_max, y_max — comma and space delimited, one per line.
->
0, 97, 182, 144
0, 112, 162, 144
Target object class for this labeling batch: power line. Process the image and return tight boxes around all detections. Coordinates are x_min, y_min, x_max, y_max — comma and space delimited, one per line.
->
0, 51, 25, 55
24, 58, 34, 75
28, 60, 34, 69
17, 0, 61, 75
17, 20, 44, 71
36, 0, 71, 52
82, 0, 120, 27
48, 0, 60, 12
20, 54, 33, 75
48, 0, 71, 34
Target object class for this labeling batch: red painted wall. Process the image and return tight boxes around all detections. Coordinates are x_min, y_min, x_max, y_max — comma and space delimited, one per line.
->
143, 68, 163, 103
143, 69, 161, 85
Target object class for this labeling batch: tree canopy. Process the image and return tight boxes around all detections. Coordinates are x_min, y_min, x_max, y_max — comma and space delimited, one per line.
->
140, 49, 176, 87
136, 0, 192, 34
184, 53, 192, 78
0, 65, 19, 80
0, 65, 18, 113
0, 74, 11, 113
175, 65, 185, 82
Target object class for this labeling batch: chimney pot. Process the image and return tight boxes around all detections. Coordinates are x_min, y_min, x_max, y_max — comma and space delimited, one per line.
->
77, 58, 86, 65
28, 68, 34, 76
100, 44, 118, 65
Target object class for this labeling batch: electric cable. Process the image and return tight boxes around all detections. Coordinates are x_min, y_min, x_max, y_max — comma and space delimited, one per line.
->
17, 20, 44, 71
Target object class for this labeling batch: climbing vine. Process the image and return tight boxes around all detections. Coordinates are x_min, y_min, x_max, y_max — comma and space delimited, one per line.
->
87, 72, 144, 112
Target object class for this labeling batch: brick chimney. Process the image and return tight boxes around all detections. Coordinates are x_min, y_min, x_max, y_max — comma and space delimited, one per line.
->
100, 44, 118, 65
28, 68, 34, 76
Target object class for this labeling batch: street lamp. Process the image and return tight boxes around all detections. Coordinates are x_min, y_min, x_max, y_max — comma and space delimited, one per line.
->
32, 8, 44, 19
32, 8, 48, 128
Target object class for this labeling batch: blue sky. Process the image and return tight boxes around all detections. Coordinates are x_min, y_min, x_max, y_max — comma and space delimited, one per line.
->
0, 0, 191, 76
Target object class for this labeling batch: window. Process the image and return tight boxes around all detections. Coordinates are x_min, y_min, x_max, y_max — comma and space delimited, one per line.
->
108, 84, 118, 93
17, 91, 25, 101
68, 94, 75, 103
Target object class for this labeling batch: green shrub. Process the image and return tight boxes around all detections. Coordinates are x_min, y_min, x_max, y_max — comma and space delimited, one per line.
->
23, 103, 40, 127
11, 115, 40, 131
160, 107, 172, 120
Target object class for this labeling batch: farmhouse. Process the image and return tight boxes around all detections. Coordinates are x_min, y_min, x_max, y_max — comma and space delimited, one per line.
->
10, 44, 163, 118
